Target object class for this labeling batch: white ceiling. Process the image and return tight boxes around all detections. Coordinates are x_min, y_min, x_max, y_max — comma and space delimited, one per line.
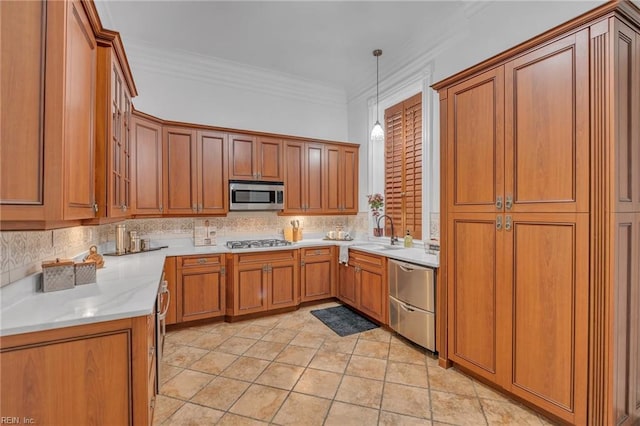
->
95, 1, 469, 96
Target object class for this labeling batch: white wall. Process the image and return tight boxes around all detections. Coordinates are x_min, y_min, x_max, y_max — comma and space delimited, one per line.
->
127, 42, 350, 142
349, 0, 605, 237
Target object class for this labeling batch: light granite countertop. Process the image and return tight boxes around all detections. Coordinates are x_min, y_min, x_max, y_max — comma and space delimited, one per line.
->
0, 237, 438, 337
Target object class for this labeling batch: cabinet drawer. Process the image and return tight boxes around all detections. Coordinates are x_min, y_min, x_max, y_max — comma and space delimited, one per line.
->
301, 246, 332, 258
350, 250, 385, 268
180, 255, 223, 268
237, 250, 296, 264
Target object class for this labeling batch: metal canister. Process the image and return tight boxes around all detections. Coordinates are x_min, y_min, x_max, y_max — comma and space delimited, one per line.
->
115, 224, 127, 255
129, 231, 141, 253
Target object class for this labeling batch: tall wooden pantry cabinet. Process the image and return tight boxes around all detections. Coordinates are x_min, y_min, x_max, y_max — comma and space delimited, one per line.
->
433, 1, 640, 425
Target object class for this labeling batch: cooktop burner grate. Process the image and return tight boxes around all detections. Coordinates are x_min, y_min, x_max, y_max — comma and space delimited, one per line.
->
226, 239, 292, 249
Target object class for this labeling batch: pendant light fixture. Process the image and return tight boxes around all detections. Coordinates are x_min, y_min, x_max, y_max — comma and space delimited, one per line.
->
370, 49, 384, 143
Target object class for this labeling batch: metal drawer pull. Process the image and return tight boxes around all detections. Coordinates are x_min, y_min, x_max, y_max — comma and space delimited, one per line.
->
400, 303, 415, 312
496, 216, 502, 231
149, 346, 155, 357
505, 215, 512, 231
506, 195, 513, 210
198, 258, 207, 264
496, 196, 503, 210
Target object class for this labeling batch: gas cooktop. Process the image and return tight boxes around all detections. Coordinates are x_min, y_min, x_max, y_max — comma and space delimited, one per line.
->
225, 239, 292, 249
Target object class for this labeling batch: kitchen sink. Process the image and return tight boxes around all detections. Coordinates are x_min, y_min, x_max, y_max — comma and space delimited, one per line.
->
353, 243, 404, 251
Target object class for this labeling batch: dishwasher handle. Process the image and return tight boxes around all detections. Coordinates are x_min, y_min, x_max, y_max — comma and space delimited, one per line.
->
394, 260, 431, 273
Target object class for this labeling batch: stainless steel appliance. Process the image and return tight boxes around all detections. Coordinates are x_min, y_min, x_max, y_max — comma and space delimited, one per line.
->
229, 181, 284, 211
226, 239, 292, 249
156, 274, 170, 392
388, 259, 436, 352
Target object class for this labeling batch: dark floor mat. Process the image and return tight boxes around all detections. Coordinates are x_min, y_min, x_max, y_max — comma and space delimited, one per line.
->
310, 305, 379, 337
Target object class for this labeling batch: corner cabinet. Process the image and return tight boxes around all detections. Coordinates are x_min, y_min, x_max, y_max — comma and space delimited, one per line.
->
132, 112, 164, 215
1, 0, 98, 228
300, 246, 336, 302
434, 5, 640, 425
338, 249, 387, 324
177, 255, 225, 322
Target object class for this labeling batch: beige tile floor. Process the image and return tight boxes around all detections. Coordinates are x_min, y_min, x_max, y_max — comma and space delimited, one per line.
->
154, 302, 555, 425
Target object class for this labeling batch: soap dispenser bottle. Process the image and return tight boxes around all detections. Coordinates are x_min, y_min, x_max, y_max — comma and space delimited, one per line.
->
403, 230, 413, 248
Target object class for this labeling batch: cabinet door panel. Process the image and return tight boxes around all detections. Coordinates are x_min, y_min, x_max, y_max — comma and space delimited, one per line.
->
256, 137, 282, 181
338, 263, 357, 306
359, 267, 385, 323
237, 267, 267, 314
197, 131, 227, 214
0, 0, 46, 212
505, 214, 588, 423
447, 68, 504, 213
342, 147, 359, 213
283, 141, 305, 213
180, 270, 223, 321
164, 128, 196, 214
505, 30, 589, 213
1, 332, 130, 424
305, 143, 325, 212
447, 215, 504, 383
326, 145, 341, 213
164, 257, 177, 325
63, 0, 96, 219
132, 116, 163, 214
269, 263, 297, 308
302, 259, 332, 301
229, 134, 255, 180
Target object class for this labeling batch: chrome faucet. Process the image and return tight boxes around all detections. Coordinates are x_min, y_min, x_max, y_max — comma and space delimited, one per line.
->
376, 214, 398, 245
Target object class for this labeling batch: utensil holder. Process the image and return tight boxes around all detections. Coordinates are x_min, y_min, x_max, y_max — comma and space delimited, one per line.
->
293, 228, 302, 242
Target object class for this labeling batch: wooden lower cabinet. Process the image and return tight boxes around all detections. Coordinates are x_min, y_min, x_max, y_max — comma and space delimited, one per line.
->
300, 246, 335, 302
177, 255, 225, 322
164, 257, 177, 325
337, 250, 387, 324
337, 262, 357, 306
0, 315, 156, 425
446, 213, 588, 424
229, 250, 299, 316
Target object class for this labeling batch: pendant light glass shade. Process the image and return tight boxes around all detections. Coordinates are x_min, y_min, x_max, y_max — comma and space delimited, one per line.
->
371, 49, 384, 143
370, 120, 384, 143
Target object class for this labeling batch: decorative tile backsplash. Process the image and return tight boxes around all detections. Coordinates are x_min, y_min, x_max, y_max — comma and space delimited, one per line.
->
0, 210, 440, 288
0, 212, 368, 287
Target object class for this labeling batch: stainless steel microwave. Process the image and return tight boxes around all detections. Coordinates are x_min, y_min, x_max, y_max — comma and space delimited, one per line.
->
229, 181, 285, 211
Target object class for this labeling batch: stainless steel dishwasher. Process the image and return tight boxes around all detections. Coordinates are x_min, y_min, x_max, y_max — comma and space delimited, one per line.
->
388, 259, 435, 352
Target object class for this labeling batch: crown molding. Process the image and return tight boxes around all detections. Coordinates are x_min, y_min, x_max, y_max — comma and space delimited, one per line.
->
125, 39, 347, 108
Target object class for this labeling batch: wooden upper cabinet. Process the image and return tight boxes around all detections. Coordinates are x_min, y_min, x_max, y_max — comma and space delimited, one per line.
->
93, 43, 134, 221
282, 140, 331, 214
1, 0, 97, 227
326, 144, 359, 214
61, 0, 97, 220
164, 127, 198, 214
228, 133, 283, 181
196, 130, 228, 214
447, 67, 504, 214
0, 0, 47, 221
304, 143, 325, 213
504, 30, 589, 214
256, 136, 283, 181
132, 113, 164, 215
283, 140, 306, 213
